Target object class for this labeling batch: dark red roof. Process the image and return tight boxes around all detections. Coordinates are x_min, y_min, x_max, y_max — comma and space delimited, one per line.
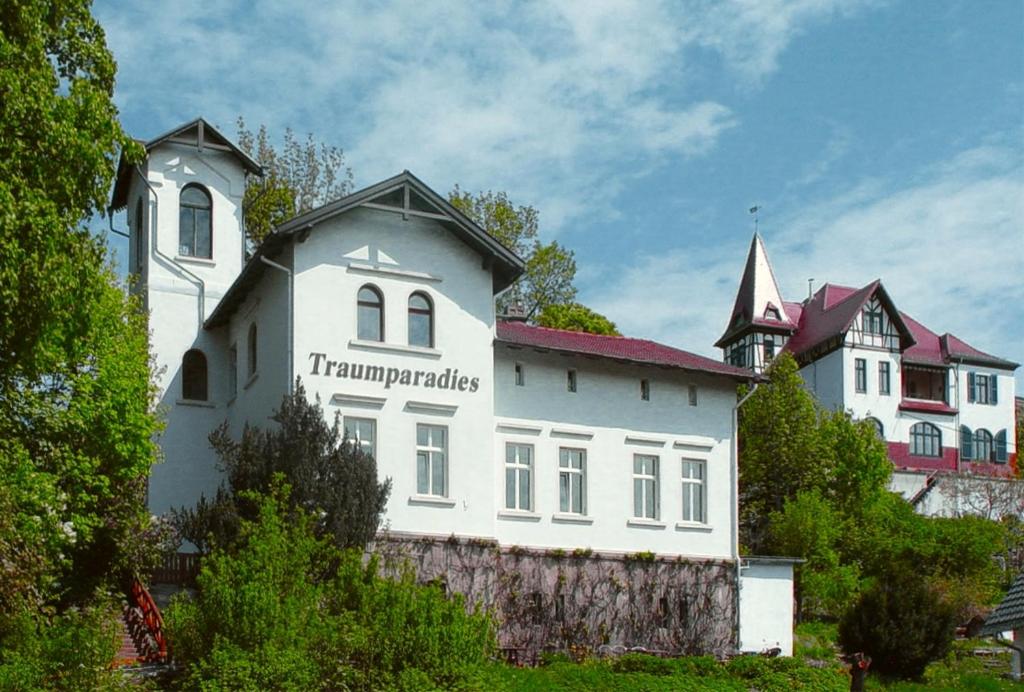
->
783, 281, 919, 362
898, 399, 958, 416
784, 281, 882, 358
900, 312, 946, 366
496, 321, 754, 380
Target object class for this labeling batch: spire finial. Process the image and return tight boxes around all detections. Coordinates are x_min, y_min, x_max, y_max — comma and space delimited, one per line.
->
749, 205, 760, 235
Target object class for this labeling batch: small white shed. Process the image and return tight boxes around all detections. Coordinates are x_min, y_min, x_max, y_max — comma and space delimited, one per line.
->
739, 556, 800, 656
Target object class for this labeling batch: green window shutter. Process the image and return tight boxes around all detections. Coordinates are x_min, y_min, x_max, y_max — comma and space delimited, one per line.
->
960, 425, 974, 460
967, 372, 975, 403
991, 375, 998, 404
995, 430, 1008, 463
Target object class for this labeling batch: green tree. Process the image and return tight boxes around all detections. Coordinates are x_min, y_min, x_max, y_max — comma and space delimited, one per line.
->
173, 380, 391, 553
236, 117, 354, 247
838, 565, 956, 680
738, 353, 827, 550
537, 302, 621, 335
449, 186, 577, 319
769, 490, 861, 619
0, 0, 161, 680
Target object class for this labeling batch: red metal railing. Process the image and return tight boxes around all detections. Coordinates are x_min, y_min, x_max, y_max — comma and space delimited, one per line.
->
124, 577, 169, 664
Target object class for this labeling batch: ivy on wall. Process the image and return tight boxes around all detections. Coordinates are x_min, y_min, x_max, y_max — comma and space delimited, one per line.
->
375, 534, 736, 660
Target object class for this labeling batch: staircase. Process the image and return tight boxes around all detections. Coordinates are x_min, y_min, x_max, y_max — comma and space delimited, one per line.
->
114, 577, 169, 667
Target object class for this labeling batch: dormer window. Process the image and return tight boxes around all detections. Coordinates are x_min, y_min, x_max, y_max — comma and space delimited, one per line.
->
179, 184, 212, 258
764, 306, 781, 320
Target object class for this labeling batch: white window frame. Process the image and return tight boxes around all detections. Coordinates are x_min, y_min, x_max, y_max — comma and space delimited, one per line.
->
416, 424, 447, 497
558, 447, 586, 515
681, 459, 707, 524
633, 454, 659, 520
504, 442, 533, 511
344, 416, 377, 459
855, 358, 867, 393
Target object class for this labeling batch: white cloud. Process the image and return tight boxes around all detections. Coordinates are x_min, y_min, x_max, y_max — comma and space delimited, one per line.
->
97, 0, 873, 232
588, 140, 1024, 387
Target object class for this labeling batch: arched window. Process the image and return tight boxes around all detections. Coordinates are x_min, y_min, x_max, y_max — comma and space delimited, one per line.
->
247, 323, 258, 377
974, 429, 994, 463
960, 425, 974, 460
134, 197, 145, 272
910, 422, 941, 457
357, 285, 384, 342
179, 184, 212, 258
408, 292, 433, 347
182, 349, 208, 401
865, 417, 884, 438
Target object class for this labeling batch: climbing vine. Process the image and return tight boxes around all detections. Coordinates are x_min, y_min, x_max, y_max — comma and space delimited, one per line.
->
374, 534, 736, 661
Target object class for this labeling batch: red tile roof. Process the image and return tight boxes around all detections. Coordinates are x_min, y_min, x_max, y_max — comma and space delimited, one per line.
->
784, 281, 887, 358
496, 321, 755, 380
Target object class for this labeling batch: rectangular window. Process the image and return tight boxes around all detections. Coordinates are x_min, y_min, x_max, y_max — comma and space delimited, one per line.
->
633, 454, 659, 519
344, 417, 377, 458
640, 379, 650, 401
974, 373, 991, 404
764, 337, 775, 362
688, 384, 698, 406
878, 361, 890, 395
416, 424, 447, 497
567, 369, 577, 393
514, 362, 525, 386
855, 358, 867, 393
559, 448, 586, 514
681, 459, 706, 523
504, 443, 533, 511
228, 344, 237, 398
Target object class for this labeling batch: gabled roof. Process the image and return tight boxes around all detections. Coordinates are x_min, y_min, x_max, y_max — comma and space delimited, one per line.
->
982, 572, 1024, 635
205, 171, 525, 328
110, 118, 263, 210
497, 320, 756, 382
716, 234, 796, 347
784, 281, 916, 361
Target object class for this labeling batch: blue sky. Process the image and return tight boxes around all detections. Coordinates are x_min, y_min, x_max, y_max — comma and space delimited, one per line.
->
96, 0, 1024, 388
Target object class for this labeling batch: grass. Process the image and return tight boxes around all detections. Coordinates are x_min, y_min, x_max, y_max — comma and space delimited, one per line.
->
455, 629, 1020, 691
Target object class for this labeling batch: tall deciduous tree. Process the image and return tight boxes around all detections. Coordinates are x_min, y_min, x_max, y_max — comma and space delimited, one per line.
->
0, 4, 160, 672
448, 186, 577, 319
538, 302, 621, 336
236, 117, 353, 247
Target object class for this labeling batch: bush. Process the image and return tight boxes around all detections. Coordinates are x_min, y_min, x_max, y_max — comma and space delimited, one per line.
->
0, 604, 129, 691
838, 568, 956, 680
166, 483, 495, 690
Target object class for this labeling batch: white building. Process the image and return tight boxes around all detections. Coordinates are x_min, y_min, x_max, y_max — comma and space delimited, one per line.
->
111, 119, 792, 656
717, 235, 1019, 515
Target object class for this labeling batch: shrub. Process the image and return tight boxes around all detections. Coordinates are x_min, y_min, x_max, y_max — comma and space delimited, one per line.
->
0, 604, 128, 691
838, 568, 956, 680
166, 483, 495, 690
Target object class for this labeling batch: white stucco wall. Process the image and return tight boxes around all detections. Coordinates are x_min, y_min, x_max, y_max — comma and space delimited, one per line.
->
799, 348, 845, 411
739, 560, 795, 655
494, 349, 736, 558
288, 207, 499, 540
140, 144, 248, 515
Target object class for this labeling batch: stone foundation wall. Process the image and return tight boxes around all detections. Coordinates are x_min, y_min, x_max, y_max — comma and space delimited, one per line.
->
374, 533, 737, 659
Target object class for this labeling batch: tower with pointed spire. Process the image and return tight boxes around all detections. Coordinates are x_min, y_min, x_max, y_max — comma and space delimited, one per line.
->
715, 234, 797, 373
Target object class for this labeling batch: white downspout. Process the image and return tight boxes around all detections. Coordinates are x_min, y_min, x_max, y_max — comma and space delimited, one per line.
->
732, 381, 759, 649
134, 166, 206, 326
259, 255, 293, 396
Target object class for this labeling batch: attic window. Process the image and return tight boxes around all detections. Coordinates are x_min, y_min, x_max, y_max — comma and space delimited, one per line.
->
764, 306, 781, 320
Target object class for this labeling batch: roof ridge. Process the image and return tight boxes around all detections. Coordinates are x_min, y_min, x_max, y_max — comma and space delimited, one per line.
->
822, 280, 878, 312
504, 321, 630, 340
